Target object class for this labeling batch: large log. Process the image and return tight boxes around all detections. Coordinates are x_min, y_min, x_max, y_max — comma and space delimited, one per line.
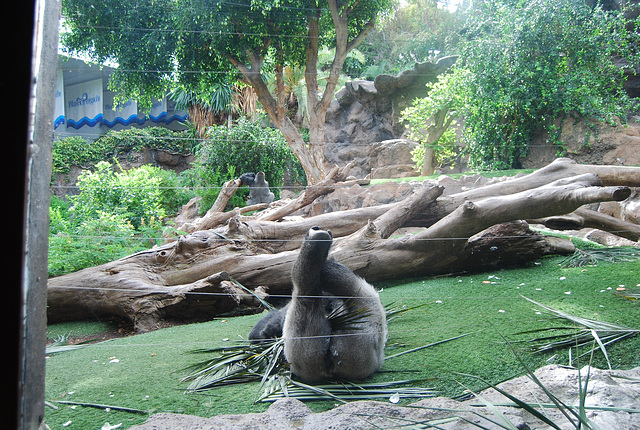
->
47, 159, 639, 331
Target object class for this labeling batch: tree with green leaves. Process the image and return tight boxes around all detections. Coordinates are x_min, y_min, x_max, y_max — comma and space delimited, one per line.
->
403, 0, 640, 171
357, 0, 460, 79
61, 0, 392, 184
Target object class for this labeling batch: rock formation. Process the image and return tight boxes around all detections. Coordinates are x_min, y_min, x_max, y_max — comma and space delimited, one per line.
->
323, 56, 457, 178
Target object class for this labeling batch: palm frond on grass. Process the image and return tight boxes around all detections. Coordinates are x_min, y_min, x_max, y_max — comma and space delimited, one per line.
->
352, 320, 640, 429
614, 288, 640, 301
409, 338, 606, 429
511, 296, 639, 369
379, 375, 640, 430
559, 247, 640, 268
181, 339, 287, 392
258, 375, 438, 404
182, 301, 459, 403
384, 301, 429, 323
46, 334, 95, 355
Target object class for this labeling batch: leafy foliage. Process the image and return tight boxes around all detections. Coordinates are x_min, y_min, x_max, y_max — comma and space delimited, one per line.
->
61, 0, 179, 109
170, 78, 236, 115
94, 127, 198, 156
52, 135, 111, 174
61, 0, 394, 182
48, 208, 146, 276
357, 0, 461, 78
183, 117, 305, 211
60, 0, 392, 108
48, 163, 193, 276
70, 161, 183, 229
405, 0, 640, 170
52, 127, 197, 174
402, 68, 466, 171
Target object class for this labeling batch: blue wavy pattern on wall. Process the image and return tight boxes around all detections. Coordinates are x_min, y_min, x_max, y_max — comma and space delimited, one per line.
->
102, 114, 146, 128
66, 114, 104, 130
54, 116, 65, 130
147, 112, 188, 124
65, 113, 188, 129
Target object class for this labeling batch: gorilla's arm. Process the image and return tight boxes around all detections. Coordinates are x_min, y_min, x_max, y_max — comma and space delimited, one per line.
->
282, 227, 334, 382
248, 305, 287, 341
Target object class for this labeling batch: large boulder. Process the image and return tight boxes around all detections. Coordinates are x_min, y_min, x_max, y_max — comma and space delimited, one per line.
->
523, 117, 640, 168
324, 57, 457, 179
369, 139, 420, 179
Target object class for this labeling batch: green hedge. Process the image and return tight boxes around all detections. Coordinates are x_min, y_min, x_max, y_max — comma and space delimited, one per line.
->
52, 127, 198, 174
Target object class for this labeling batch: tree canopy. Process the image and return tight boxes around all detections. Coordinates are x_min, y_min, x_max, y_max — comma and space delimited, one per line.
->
403, 0, 640, 170
356, 0, 461, 78
61, 0, 393, 183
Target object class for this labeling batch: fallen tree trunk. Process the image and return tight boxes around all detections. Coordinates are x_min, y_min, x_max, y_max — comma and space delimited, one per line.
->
47, 159, 639, 331
530, 207, 640, 242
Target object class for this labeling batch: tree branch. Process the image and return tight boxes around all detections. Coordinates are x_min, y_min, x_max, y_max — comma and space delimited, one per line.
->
412, 180, 631, 252
530, 207, 640, 242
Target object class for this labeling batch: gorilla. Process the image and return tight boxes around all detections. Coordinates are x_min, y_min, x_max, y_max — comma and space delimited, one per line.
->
239, 171, 274, 205
249, 227, 387, 383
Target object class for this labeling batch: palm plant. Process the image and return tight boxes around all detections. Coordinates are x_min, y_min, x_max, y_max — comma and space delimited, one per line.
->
181, 300, 463, 403
170, 76, 249, 137
559, 247, 640, 268
512, 296, 640, 369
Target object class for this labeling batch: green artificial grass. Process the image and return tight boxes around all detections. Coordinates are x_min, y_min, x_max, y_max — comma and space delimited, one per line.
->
369, 168, 537, 185
45, 253, 640, 429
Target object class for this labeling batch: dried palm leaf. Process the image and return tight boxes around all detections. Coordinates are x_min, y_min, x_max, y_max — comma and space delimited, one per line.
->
559, 247, 639, 268
181, 301, 455, 403
511, 296, 639, 369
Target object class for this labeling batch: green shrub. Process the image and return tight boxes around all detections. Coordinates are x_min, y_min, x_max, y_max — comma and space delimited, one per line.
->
406, 0, 640, 170
52, 127, 198, 174
69, 161, 192, 229
48, 211, 144, 277
52, 135, 110, 174
48, 162, 193, 276
184, 117, 305, 212
95, 126, 198, 156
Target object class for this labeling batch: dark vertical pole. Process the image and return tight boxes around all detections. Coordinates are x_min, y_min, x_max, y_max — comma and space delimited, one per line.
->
19, 0, 61, 428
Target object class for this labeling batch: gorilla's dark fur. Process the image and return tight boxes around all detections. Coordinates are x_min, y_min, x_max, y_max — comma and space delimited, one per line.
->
239, 171, 274, 205
249, 227, 387, 383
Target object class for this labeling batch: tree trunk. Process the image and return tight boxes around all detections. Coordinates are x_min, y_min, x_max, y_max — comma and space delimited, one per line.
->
47, 159, 639, 332
225, 0, 377, 184
418, 106, 455, 176
421, 146, 436, 176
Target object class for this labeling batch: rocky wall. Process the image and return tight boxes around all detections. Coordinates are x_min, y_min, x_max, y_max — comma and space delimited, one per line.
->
323, 56, 457, 179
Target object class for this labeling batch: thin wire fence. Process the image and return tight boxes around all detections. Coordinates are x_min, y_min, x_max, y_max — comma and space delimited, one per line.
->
49, 3, 640, 349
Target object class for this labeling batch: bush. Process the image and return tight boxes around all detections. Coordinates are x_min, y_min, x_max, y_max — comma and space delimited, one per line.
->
48, 211, 144, 277
52, 127, 198, 174
95, 126, 198, 156
70, 162, 164, 229
52, 135, 111, 174
183, 117, 305, 212
407, 0, 640, 170
69, 161, 192, 227
48, 163, 193, 276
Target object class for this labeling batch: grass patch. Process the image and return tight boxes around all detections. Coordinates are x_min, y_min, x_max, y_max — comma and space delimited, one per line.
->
45, 253, 640, 429
370, 168, 536, 185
